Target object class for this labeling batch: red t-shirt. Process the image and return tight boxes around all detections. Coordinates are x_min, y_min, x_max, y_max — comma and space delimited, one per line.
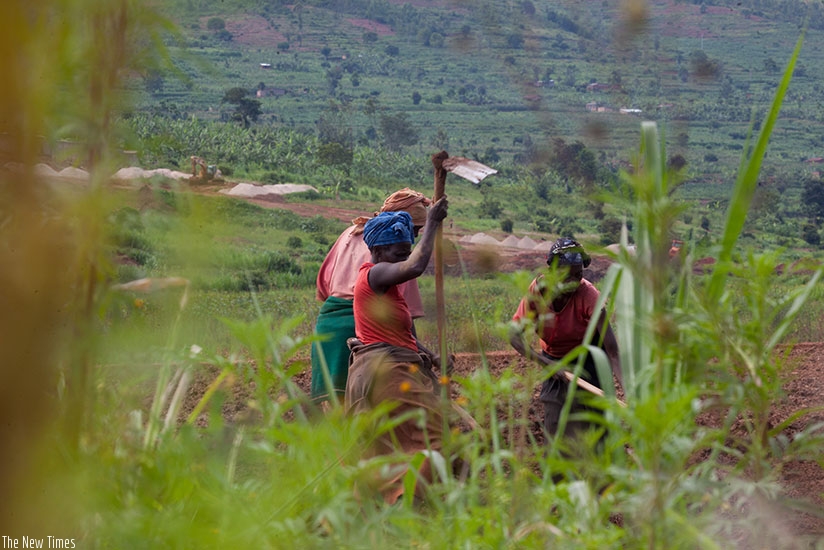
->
353, 263, 418, 351
512, 277, 600, 358
316, 224, 424, 318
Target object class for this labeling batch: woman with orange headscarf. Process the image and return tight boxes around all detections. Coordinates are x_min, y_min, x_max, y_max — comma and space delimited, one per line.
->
311, 188, 431, 404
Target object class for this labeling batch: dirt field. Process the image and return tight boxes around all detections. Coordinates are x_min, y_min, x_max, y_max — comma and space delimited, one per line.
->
185, 343, 824, 538
186, 188, 824, 538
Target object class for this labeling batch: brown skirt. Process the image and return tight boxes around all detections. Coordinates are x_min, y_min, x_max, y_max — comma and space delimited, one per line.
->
345, 342, 446, 503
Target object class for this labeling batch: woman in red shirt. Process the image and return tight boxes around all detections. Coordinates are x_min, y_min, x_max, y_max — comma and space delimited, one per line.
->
510, 238, 622, 443
346, 197, 449, 504
311, 188, 430, 404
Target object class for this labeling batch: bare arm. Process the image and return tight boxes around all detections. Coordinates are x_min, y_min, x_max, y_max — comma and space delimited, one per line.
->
368, 196, 448, 292
509, 321, 553, 367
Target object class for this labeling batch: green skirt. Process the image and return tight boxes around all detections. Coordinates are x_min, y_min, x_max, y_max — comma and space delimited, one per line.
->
310, 296, 355, 402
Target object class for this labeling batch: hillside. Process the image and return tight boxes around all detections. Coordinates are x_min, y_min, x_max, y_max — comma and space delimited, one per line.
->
142, 0, 824, 187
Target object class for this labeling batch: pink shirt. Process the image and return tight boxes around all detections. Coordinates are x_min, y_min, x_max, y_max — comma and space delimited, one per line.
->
512, 277, 600, 358
353, 263, 417, 351
316, 224, 424, 317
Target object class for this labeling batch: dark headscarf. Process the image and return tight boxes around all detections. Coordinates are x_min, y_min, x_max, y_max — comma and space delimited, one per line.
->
363, 211, 415, 249
547, 237, 591, 267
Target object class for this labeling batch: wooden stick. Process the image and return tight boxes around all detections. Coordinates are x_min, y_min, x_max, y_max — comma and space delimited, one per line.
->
431, 151, 449, 372
451, 402, 480, 430
561, 370, 627, 407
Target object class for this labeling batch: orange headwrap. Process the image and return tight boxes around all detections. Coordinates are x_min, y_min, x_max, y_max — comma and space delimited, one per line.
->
379, 188, 431, 226
350, 215, 372, 236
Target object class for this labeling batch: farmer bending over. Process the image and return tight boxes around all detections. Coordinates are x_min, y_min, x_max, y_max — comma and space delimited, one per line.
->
311, 188, 431, 404
509, 238, 622, 443
346, 197, 450, 504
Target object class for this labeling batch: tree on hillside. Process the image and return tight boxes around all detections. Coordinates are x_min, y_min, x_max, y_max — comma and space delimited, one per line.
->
668, 154, 687, 171
430, 128, 449, 151
143, 71, 164, 95
506, 33, 524, 49
317, 104, 354, 149
317, 142, 353, 170
222, 87, 248, 104
521, 0, 536, 16
763, 57, 780, 75
221, 87, 261, 128
551, 138, 597, 186
802, 224, 821, 246
801, 176, 824, 221
689, 50, 721, 80
326, 66, 343, 95
379, 113, 418, 152
207, 17, 225, 31
478, 193, 503, 219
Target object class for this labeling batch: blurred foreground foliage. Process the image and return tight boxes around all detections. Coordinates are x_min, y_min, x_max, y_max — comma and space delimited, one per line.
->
1, 2, 824, 549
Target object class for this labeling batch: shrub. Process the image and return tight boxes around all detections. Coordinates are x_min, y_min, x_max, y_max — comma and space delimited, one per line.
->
206, 17, 225, 31
478, 196, 503, 219
802, 223, 821, 245
598, 217, 623, 244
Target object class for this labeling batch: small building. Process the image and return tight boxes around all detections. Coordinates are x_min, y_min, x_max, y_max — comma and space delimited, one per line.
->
259, 63, 272, 69
586, 102, 614, 113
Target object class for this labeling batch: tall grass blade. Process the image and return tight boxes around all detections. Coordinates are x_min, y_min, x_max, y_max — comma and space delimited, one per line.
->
708, 33, 804, 303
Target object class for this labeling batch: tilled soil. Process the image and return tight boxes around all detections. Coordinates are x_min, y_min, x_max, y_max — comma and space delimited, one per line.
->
182, 343, 824, 538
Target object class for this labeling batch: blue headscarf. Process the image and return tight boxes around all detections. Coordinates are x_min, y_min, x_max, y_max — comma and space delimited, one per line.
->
363, 211, 415, 249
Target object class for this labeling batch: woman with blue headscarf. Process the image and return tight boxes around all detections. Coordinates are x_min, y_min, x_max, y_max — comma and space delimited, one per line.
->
345, 196, 449, 504
311, 188, 431, 405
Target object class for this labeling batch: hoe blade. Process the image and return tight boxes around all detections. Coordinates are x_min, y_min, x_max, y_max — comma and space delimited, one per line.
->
442, 156, 498, 184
